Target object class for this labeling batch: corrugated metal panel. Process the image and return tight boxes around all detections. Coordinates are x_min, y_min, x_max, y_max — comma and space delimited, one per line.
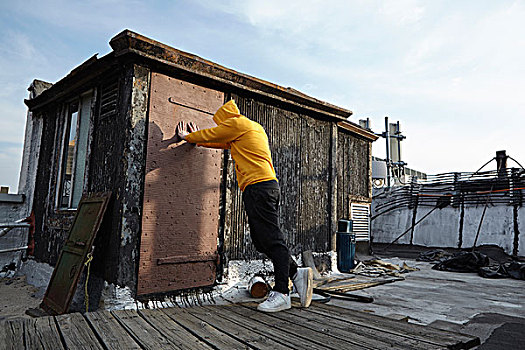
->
351, 203, 370, 241
224, 95, 331, 260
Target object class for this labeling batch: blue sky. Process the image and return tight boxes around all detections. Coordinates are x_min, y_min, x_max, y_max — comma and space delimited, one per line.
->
1, 1, 524, 192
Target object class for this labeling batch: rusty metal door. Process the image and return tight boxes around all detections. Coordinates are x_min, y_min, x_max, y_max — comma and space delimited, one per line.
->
137, 73, 224, 296
41, 193, 111, 314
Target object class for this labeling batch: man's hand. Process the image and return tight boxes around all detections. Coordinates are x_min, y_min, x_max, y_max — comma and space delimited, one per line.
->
176, 121, 189, 140
188, 121, 199, 133
176, 121, 199, 141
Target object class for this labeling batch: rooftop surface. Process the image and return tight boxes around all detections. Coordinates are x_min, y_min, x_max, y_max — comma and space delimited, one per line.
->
1, 301, 478, 349
1, 249, 522, 349
351, 248, 525, 349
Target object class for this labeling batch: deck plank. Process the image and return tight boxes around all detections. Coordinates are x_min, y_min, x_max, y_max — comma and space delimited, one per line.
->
241, 302, 403, 350
269, 304, 437, 350
202, 304, 330, 350
2, 319, 25, 350
25, 317, 65, 350
163, 307, 251, 349
55, 313, 104, 350
313, 302, 480, 349
111, 309, 180, 350
84, 310, 141, 350
138, 308, 212, 350
0, 321, 6, 350
221, 303, 369, 350
189, 306, 290, 350
2, 300, 481, 350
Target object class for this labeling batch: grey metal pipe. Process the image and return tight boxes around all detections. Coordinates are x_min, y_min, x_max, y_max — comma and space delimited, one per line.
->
0, 221, 30, 238
385, 116, 391, 187
0, 246, 28, 254
0, 223, 30, 228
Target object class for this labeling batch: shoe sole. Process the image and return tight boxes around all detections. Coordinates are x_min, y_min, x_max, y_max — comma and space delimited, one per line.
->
302, 268, 313, 308
257, 304, 291, 313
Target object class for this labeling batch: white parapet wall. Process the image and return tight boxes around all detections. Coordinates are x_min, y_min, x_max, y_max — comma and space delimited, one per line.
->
0, 196, 28, 272
372, 188, 524, 256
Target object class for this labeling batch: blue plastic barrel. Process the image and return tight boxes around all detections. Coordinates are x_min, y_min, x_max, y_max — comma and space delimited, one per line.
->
336, 219, 356, 272
338, 219, 353, 233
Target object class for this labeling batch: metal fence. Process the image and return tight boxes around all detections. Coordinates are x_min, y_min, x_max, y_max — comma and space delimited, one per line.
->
373, 168, 525, 220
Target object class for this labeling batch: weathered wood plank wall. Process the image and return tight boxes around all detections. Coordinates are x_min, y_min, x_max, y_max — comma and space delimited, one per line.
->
30, 62, 372, 295
32, 67, 128, 286
224, 95, 333, 260
337, 130, 371, 221
87, 71, 125, 283
33, 106, 69, 265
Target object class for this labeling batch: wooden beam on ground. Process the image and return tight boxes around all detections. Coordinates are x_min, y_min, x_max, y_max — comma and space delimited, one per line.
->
302, 250, 323, 280
84, 310, 141, 350
55, 313, 104, 350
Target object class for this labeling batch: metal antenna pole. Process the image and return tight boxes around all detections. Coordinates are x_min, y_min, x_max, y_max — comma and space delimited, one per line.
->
385, 116, 391, 187
397, 121, 402, 169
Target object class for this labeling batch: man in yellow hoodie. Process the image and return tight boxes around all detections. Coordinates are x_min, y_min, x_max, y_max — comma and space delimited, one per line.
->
177, 99, 313, 312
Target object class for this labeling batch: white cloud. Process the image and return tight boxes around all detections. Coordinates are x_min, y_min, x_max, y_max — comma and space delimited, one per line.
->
1, 0, 525, 186
379, 0, 425, 26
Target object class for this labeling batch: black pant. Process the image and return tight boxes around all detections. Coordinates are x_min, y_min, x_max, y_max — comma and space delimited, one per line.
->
242, 180, 298, 294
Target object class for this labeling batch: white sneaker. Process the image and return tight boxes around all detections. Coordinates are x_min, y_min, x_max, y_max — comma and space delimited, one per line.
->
292, 267, 313, 308
257, 291, 291, 312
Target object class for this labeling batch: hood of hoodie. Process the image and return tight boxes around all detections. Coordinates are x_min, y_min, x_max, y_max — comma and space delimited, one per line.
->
213, 99, 240, 125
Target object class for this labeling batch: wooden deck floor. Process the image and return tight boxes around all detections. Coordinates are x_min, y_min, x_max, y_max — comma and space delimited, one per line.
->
1, 302, 479, 350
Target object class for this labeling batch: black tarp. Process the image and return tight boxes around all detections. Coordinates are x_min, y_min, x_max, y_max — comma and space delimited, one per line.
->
419, 246, 525, 280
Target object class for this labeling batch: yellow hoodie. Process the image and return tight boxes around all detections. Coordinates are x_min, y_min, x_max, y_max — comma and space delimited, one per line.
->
185, 100, 277, 191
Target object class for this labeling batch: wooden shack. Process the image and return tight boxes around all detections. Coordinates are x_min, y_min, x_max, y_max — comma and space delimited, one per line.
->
24, 30, 377, 300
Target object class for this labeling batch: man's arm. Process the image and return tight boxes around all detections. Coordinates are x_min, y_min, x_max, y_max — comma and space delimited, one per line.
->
197, 142, 231, 149
185, 119, 241, 144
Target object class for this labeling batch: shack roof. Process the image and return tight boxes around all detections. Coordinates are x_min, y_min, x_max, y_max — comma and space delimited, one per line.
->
26, 30, 353, 122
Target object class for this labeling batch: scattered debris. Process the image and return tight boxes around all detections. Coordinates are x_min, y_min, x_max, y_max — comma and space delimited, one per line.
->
479, 262, 525, 280
350, 258, 419, 278
419, 246, 525, 280
433, 252, 489, 273
304, 257, 419, 303
417, 249, 454, 263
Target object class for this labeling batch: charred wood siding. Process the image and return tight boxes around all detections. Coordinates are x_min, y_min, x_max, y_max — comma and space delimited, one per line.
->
87, 72, 125, 283
224, 95, 332, 260
337, 130, 371, 221
33, 106, 74, 265
32, 70, 126, 276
